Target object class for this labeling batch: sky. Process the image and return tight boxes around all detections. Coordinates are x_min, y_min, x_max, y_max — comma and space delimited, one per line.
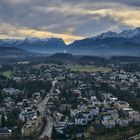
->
0, 0, 140, 44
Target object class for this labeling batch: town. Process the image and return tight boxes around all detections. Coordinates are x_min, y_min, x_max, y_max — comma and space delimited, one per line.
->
1, 0, 140, 139
0, 58, 140, 140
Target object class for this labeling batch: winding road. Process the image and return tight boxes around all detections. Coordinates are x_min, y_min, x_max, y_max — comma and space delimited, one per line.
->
38, 80, 57, 139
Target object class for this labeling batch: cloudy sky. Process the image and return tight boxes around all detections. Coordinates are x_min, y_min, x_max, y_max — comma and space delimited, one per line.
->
0, 0, 140, 43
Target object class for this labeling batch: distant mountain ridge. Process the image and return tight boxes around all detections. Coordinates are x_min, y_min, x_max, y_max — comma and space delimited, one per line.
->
68, 27, 140, 56
95, 27, 140, 40
0, 47, 34, 59
0, 38, 66, 53
1, 27, 140, 56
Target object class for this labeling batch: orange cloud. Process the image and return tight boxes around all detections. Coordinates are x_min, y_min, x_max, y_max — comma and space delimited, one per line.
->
0, 23, 84, 44
18, 28, 83, 44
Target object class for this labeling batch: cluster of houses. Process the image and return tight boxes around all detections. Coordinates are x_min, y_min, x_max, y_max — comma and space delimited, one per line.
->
44, 67, 140, 139
17, 92, 44, 137
0, 64, 59, 139
95, 70, 140, 93
20, 107, 43, 137
0, 62, 140, 139
0, 89, 43, 138
55, 92, 140, 129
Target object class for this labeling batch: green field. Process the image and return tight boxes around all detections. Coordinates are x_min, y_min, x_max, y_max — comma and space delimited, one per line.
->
33, 63, 59, 69
17, 61, 30, 64
67, 65, 111, 73
33, 63, 48, 69
0, 71, 13, 78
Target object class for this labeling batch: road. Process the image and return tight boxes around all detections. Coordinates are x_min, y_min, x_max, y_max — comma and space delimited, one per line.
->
38, 80, 57, 139
127, 133, 140, 140
40, 114, 54, 139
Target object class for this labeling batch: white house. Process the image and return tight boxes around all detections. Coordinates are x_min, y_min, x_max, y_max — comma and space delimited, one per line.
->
118, 118, 132, 127
88, 106, 99, 116
115, 101, 129, 110
102, 119, 116, 128
129, 111, 140, 122
19, 107, 37, 121
70, 109, 80, 118
75, 113, 88, 126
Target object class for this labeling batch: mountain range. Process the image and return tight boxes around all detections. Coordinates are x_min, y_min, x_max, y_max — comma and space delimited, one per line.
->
0, 47, 35, 59
1, 27, 140, 56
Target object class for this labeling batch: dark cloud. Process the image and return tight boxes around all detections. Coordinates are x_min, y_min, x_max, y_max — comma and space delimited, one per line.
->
0, 0, 139, 42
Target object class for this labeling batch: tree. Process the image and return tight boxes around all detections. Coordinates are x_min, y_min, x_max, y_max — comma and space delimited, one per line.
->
1, 113, 5, 127
52, 125, 57, 140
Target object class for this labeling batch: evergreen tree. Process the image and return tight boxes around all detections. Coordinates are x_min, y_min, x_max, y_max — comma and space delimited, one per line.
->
1, 113, 5, 127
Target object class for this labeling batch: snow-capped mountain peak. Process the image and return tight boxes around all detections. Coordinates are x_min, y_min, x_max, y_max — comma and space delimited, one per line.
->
95, 27, 140, 40
96, 31, 119, 39
120, 27, 140, 38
